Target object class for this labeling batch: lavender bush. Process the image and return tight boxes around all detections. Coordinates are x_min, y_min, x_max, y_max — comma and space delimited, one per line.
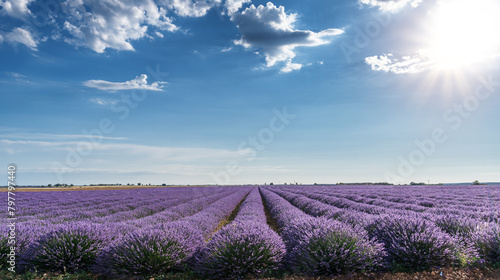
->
369, 216, 456, 271
285, 218, 385, 275
0, 234, 10, 271
195, 221, 285, 279
97, 222, 204, 277
23, 222, 110, 273
281, 216, 326, 251
472, 223, 500, 265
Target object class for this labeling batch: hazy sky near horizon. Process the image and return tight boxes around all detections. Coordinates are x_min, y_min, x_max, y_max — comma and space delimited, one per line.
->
1, 0, 500, 185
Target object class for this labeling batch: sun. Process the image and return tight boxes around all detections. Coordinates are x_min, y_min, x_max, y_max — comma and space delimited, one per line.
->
425, 0, 500, 69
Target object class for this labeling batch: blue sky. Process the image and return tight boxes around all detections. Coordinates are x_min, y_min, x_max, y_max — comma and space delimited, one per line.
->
1, 0, 500, 185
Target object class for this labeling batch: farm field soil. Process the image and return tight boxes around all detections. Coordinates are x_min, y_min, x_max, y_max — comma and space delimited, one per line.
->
9, 267, 500, 280
263, 267, 500, 280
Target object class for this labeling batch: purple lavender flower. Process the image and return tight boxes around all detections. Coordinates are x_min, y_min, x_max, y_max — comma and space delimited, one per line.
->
434, 214, 480, 238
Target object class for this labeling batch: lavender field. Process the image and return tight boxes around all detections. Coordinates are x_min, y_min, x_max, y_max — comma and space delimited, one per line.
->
3, 185, 500, 279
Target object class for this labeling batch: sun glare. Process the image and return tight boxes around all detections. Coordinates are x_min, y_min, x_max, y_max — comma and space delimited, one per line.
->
426, 0, 500, 69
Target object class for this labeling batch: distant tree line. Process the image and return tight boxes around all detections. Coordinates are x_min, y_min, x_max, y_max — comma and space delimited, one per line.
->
46, 183, 73, 188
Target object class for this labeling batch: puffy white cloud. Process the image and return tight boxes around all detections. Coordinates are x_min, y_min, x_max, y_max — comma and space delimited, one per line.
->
61, 0, 178, 53
159, 0, 222, 17
0, 0, 34, 18
224, 0, 250, 15
84, 74, 167, 91
3, 27, 38, 51
0, 0, 344, 63
358, 0, 422, 12
0, 0, 182, 53
365, 52, 432, 74
231, 2, 343, 72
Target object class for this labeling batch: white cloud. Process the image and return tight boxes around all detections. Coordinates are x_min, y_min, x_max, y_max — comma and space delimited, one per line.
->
364, 52, 432, 74
84, 74, 167, 91
224, 0, 250, 15
37, 164, 293, 176
1, 137, 299, 184
7, 72, 26, 78
1, 0, 222, 53
3, 27, 38, 51
0, 133, 126, 140
365, 50, 500, 74
0, 0, 343, 65
159, 0, 222, 17
0, 139, 253, 161
37, 165, 217, 176
280, 59, 302, 73
0, 0, 34, 18
231, 2, 344, 72
93, 143, 254, 161
359, 0, 422, 12
61, 0, 178, 53
89, 98, 118, 106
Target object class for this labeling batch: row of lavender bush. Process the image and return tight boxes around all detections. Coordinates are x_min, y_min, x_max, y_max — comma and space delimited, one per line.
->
266, 185, 500, 271
259, 187, 385, 275
193, 187, 286, 279
2, 186, 249, 275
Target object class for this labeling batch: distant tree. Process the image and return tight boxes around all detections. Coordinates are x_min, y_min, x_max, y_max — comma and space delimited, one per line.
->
270, 182, 274, 185
138, 183, 141, 186
161, 184, 167, 186
47, 184, 52, 187
472, 180, 480, 185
